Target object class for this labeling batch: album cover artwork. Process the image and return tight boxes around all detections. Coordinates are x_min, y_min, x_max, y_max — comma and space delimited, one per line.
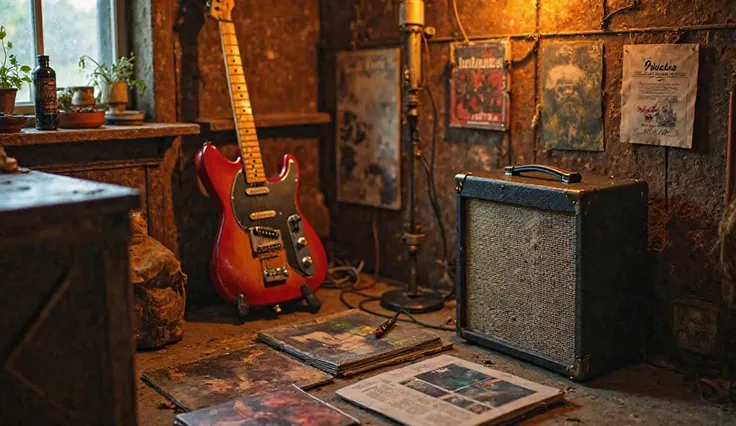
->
257, 310, 445, 376
174, 385, 359, 426
449, 40, 510, 131
336, 48, 401, 210
541, 41, 604, 151
142, 345, 333, 411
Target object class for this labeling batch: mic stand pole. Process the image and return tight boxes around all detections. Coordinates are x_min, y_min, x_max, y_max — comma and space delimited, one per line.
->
381, 0, 445, 314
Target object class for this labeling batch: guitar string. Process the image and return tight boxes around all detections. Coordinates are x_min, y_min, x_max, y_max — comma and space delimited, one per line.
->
225, 20, 291, 281
225, 20, 272, 274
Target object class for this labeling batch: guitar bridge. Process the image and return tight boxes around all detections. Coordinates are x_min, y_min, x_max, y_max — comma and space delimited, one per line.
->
263, 265, 289, 286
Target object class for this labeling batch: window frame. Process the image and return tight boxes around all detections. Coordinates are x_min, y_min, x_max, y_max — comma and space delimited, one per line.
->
14, 0, 127, 114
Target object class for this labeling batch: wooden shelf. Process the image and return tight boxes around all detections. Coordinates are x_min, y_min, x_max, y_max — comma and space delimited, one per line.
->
197, 112, 331, 132
0, 123, 201, 146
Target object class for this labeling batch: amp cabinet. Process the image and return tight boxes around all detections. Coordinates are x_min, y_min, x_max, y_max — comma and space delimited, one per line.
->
455, 165, 648, 380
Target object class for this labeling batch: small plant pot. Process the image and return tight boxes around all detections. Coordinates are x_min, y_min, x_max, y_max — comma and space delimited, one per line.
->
0, 88, 18, 114
59, 110, 105, 129
100, 82, 128, 114
70, 86, 96, 108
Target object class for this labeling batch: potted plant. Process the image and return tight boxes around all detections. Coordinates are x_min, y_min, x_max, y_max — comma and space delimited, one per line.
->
56, 87, 105, 129
79, 53, 146, 114
0, 26, 32, 114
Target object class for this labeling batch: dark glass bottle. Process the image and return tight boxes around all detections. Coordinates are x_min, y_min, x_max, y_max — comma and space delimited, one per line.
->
32, 55, 57, 130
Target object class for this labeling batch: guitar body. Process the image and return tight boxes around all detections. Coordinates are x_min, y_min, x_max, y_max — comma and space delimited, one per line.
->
195, 143, 327, 307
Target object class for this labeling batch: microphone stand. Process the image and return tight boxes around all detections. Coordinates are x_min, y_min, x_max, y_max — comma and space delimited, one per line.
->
380, 0, 445, 314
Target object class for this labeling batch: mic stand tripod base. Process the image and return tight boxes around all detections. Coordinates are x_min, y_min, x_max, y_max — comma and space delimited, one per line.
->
380, 288, 445, 314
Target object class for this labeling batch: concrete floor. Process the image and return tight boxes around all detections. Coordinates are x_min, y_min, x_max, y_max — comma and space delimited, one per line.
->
136, 283, 736, 425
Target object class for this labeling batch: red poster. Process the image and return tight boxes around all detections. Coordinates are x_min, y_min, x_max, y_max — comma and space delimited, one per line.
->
449, 41, 510, 131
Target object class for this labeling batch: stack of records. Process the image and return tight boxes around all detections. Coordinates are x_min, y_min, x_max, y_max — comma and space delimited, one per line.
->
257, 310, 448, 376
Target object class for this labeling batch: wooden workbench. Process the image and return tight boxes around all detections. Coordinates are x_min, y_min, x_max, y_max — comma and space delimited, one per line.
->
136, 281, 735, 425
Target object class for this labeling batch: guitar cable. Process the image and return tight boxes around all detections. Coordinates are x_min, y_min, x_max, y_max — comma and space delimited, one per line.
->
325, 208, 454, 332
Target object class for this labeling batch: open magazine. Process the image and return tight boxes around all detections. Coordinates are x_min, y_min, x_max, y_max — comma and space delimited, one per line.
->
337, 355, 563, 426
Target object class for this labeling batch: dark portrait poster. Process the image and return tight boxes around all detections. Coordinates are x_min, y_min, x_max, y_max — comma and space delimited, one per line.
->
336, 48, 401, 210
450, 41, 510, 131
541, 41, 604, 151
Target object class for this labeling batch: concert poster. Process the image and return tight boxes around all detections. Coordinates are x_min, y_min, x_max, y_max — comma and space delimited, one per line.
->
449, 40, 510, 131
620, 44, 699, 149
335, 48, 401, 210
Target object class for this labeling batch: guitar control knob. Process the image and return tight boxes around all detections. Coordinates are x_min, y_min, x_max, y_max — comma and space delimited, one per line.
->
302, 256, 313, 267
296, 237, 308, 248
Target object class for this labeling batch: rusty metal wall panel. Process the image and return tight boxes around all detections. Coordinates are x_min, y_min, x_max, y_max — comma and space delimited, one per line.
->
320, 0, 736, 364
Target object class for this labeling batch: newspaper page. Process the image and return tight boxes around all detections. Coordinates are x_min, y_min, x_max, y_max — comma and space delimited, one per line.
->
336, 355, 563, 426
620, 44, 699, 148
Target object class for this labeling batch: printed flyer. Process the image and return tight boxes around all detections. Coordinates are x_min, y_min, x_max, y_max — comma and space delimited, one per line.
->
620, 44, 699, 148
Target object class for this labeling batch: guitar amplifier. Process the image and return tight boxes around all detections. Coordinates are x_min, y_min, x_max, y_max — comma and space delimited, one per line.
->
455, 165, 648, 381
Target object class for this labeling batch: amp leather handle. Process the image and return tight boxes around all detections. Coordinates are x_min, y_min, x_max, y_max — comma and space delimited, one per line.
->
503, 164, 582, 184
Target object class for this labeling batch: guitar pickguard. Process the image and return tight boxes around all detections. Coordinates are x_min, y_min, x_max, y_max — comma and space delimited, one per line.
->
230, 167, 315, 278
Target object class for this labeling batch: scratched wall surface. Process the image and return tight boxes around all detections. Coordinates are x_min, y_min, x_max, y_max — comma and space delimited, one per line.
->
319, 0, 736, 365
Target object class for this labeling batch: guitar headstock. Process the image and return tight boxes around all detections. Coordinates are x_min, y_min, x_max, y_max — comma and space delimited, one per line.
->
206, 0, 234, 22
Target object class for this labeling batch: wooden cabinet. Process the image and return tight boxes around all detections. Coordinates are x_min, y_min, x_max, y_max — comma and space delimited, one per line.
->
0, 171, 140, 425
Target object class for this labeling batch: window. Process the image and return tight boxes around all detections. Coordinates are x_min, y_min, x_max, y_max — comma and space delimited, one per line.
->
0, 0, 126, 110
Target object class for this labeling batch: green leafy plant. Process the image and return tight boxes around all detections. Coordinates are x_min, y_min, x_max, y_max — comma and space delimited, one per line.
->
56, 87, 73, 111
79, 53, 147, 93
0, 26, 32, 90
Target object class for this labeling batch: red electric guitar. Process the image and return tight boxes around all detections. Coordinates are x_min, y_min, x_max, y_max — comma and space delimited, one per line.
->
195, 0, 327, 317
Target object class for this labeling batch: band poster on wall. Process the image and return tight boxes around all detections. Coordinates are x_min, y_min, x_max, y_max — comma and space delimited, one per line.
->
335, 48, 401, 210
449, 40, 510, 131
620, 44, 699, 149
541, 41, 604, 151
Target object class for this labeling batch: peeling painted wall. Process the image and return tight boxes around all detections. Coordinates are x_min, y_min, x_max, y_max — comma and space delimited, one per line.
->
319, 0, 736, 364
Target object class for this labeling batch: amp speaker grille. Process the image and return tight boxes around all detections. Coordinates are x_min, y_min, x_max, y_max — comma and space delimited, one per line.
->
465, 199, 578, 364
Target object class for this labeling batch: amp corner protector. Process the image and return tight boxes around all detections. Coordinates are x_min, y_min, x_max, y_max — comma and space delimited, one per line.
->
455, 172, 473, 194
567, 355, 591, 381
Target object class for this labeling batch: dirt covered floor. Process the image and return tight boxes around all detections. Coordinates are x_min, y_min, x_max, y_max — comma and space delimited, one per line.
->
136, 281, 736, 425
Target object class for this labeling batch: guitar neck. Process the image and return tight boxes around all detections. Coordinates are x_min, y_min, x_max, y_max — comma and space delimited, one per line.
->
218, 21, 265, 185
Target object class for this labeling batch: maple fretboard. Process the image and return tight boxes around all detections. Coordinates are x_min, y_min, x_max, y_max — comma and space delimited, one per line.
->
218, 21, 265, 185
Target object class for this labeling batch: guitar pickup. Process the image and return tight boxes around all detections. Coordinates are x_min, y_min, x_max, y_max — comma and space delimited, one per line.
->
250, 210, 276, 221
249, 227, 285, 255
256, 242, 283, 254
251, 226, 279, 240
245, 186, 270, 196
